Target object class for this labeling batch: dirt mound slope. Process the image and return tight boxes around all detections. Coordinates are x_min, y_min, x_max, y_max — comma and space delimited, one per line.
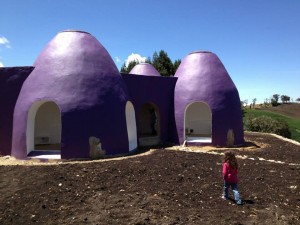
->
0, 132, 299, 225
262, 103, 300, 119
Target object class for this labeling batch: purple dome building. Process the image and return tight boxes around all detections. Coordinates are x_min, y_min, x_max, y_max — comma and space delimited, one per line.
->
11, 31, 137, 159
174, 51, 244, 146
3, 31, 244, 160
129, 63, 161, 76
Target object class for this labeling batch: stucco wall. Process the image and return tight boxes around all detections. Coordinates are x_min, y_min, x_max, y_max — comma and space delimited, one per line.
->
0, 67, 33, 155
121, 73, 177, 144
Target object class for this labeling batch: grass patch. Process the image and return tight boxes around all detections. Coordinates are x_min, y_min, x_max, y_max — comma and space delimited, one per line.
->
244, 109, 300, 143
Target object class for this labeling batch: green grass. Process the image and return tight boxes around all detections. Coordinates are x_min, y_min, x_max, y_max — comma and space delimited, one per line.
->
243, 109, 300, 143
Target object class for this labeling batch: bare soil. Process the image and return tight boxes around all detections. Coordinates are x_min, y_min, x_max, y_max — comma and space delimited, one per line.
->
0, 132, 299, 225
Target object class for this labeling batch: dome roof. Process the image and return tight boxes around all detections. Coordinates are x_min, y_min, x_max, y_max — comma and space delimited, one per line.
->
33, 30, 119, 75
23, 30, 125, 108
174, 51, 238, 99
129, 63, 161, 76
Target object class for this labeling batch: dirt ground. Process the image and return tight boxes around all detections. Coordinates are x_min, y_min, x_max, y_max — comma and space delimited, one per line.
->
0, 132, 299, 225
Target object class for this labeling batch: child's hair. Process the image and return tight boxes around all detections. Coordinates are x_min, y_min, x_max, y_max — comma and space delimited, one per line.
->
224, 151, 238, 169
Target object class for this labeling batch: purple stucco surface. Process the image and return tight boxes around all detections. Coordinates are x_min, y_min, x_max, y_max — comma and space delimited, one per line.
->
11, 31, 130, 159
174, 51, 244, 146
129, 63, 161, 76
0, 67, 33, 155
121, 73, 177, 144
6, 30, 245, 159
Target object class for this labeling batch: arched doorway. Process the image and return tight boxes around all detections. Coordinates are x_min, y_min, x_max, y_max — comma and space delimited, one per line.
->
138, 102, 160, 146
27, 101, 61, 158
184, 102, 212, 143
125, 101, 137, 151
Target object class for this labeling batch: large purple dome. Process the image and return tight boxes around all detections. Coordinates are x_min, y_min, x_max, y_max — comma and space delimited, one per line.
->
129, 63, 161, 76
174, 51, 244, 146
12, 31, 133, 159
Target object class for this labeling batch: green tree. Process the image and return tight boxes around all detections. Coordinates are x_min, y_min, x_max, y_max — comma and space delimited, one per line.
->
120, 63, 127, 73
145, 56, 152, 64
120, 60, 139, 73
173, 59, 181, 73
120, 50, 181, 76
151, 50, 175, 76
296, 98, 300, 103
281, 95, 290, 103
271, 94, 280, 106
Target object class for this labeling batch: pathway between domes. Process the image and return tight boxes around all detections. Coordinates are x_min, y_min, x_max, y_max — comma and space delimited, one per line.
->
166, 132, 300, 167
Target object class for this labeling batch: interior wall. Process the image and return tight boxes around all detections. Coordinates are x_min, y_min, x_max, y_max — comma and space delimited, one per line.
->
34, 101, 61, 144
185, 102, 212, 136
27, 101, 61, 154
125, 101, 137, 151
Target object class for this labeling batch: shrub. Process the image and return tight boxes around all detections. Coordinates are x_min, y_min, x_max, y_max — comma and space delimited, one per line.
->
244, 115, 291, 138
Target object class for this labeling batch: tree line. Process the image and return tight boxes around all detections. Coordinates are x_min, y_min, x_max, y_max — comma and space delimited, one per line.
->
241, 94, 300, 109
120, 50, 181, 77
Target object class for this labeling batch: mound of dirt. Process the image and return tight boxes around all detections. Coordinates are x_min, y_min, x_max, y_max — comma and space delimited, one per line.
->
0, 132, 299, 224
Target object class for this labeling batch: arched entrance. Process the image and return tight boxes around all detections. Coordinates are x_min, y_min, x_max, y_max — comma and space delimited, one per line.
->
125, 101, 137, 151
138, 102, 160, 146
27, 101, 61, 158
184, 102, 212, 143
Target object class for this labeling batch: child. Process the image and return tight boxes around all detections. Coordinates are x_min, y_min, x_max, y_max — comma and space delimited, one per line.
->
222, 151, 243, 205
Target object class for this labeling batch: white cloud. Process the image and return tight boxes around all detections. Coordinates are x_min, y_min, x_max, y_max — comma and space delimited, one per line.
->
0, 36, 11, 48
125, 53, 146, 67
114, 56, 121, 63
0, 36, 11, 67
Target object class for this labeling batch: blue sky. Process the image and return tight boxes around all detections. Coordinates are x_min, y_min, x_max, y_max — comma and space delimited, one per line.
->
1, 0, 299, 103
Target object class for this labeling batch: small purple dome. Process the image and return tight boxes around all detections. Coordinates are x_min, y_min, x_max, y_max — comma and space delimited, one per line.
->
174, 51, 244, 146
12, 31, 131, 159
129, 63, 161, 76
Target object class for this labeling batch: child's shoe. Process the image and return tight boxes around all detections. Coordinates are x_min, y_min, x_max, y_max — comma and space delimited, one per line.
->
236, 200, 243, 205
221, 196, 228, 200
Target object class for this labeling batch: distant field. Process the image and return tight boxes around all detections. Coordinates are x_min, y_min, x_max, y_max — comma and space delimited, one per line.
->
262, 103, 300, 119
244, 105, 300, 143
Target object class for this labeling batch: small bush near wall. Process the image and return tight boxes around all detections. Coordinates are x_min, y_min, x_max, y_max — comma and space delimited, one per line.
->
244, 115, 291, 138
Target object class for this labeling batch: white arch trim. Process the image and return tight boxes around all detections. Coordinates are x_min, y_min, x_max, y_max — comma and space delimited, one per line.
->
125, 101, 138, 151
